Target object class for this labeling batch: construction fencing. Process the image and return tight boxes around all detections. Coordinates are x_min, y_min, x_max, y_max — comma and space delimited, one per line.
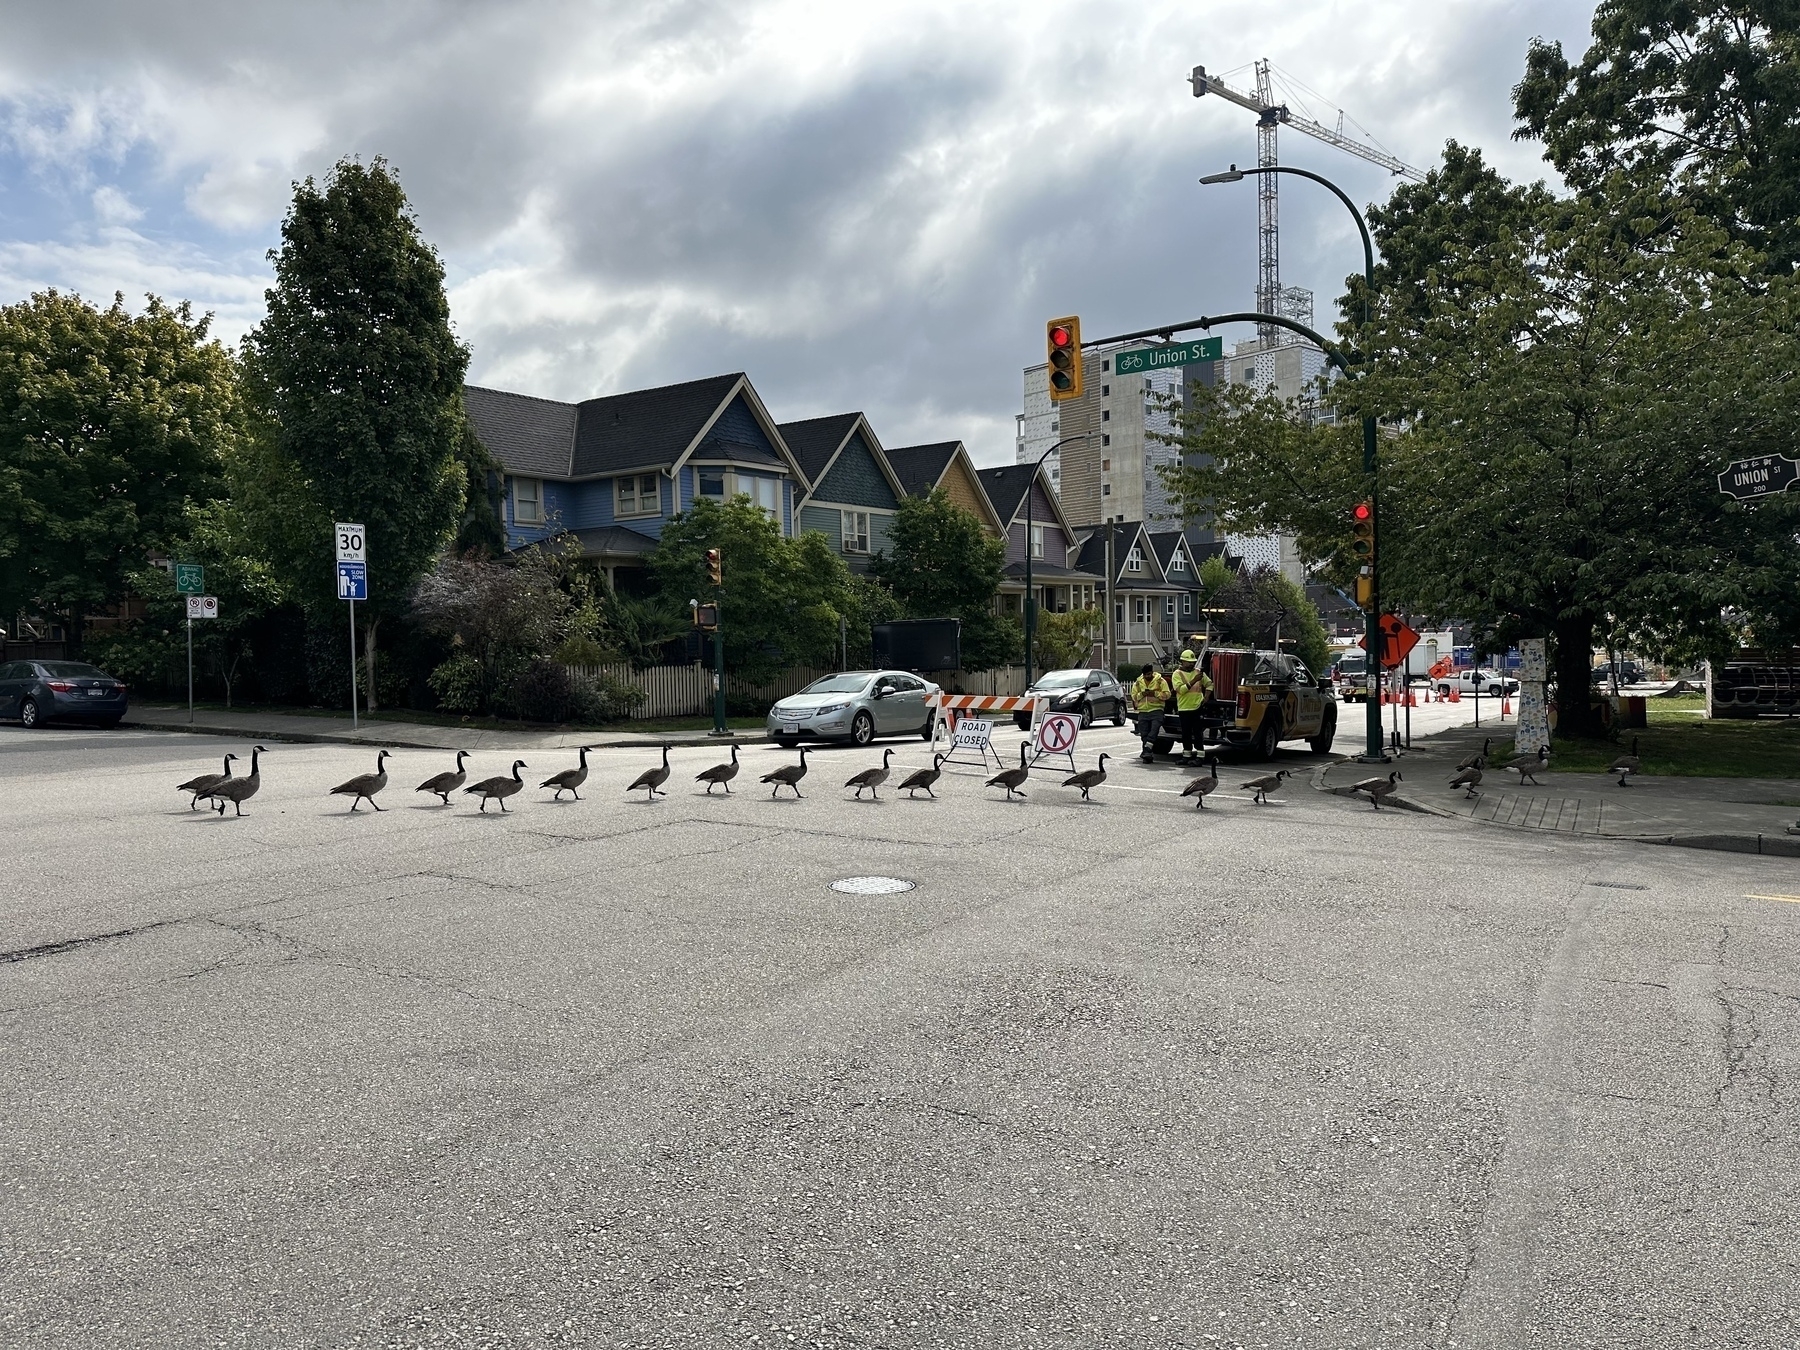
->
561, 663, 1033, 719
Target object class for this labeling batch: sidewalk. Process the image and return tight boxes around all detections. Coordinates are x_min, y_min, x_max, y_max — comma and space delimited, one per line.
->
1316, 721, 1800, 857
124, 703, 770, 752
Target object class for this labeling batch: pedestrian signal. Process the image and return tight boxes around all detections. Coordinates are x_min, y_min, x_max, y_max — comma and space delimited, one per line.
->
1047, 317, 1083, 402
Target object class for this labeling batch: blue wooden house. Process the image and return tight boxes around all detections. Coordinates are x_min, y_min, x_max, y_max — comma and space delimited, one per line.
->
778, 413, 907, 573
463, 373, 808, 588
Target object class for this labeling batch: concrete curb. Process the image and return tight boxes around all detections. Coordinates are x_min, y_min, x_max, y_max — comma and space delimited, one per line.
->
121, 716, 773, 752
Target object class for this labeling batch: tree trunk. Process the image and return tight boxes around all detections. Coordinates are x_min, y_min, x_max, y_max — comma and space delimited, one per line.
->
365, 617, 379, 712
1552, 613, 1602, 739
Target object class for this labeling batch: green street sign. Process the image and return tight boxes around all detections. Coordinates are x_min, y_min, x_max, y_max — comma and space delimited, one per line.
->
1112, 337, 1223, 375
175, 563, 205, 595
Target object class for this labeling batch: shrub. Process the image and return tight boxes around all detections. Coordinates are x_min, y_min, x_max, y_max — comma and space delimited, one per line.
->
427, 654, 484, 713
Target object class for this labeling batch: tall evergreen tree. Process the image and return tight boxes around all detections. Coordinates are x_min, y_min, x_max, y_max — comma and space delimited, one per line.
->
239, 157, 470, 706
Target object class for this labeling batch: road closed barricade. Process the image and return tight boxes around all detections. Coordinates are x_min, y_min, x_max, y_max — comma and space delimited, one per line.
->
927, 693, 1045, 767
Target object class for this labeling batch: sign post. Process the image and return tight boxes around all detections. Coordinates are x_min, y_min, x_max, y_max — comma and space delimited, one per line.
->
184, 594, 218, 723
335, 523, 366, 729
176, 565, 205, 723
1032, 710, 1081, 771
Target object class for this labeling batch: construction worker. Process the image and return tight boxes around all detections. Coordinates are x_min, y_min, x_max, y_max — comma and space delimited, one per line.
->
1128, 662, 1172, 761
1171, 648, 1213, 765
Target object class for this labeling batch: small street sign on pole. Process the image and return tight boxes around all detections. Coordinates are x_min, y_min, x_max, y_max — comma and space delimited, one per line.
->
1111, 336, 1223, 375
1717, 455, 1799, 501
335, 524, 367, 729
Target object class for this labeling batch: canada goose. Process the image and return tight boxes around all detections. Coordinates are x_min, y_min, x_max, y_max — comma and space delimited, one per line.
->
1239, 767, 1289, 805
628, 745, 673, 800
1448, 757, 1484, 798
897, 754, 945, 799
465, 759, 527, 812
1609, 736, 1640, 788
416, 750, 471, 806
1457, 738, 1492, 772
695, 744, 740, 794
1183, 756, 1223, 810
178, 753, 235, 810
1061, 752, 1111, 802
1509, 745, 1550, 785
1350, 770, 1403, 810
199, 745, 266, 816
330, 750, 392, 811
541, 745, 594, 801
986, 741, 1031, 800
761, 745, 810, 798
845, 748, 895, 800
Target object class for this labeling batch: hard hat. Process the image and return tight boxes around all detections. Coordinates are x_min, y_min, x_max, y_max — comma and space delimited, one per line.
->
1179, 649, 1196, 662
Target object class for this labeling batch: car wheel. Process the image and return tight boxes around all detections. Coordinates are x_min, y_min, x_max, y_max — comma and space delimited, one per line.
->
1014, 713, 1031, 731
1112, 706, 1126, 727
850, 711, 875, 746
1437, 684, 1452, 698
1249, 711, 1282, 761
1152, 738, 1174, 756
1078, 701, 1093, 729
19, 697, 41, 729
919, 717, 935, 740
1489, 686, 1502, 698
1308, 707, 1336, 755
95, 717, 121, 730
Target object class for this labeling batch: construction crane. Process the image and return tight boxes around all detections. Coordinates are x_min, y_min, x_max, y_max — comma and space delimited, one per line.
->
1191, 61, 1424, 349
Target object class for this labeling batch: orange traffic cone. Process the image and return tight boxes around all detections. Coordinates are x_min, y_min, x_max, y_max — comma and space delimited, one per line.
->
1502, 695, 1512, 716
1448, 688, 1461, 703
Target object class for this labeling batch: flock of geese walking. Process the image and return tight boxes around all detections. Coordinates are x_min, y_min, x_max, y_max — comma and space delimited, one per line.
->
171, 738, 1331, 817
177, 730, 1628, 819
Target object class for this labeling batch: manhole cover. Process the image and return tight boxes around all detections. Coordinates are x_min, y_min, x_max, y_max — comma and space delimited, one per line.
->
830, 876, 915, 895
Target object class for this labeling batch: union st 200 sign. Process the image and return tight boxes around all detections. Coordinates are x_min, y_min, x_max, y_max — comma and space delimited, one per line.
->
1717, 455, 1799, 501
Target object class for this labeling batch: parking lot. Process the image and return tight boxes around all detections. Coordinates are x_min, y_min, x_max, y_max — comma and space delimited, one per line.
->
4, 723, 1799, 1347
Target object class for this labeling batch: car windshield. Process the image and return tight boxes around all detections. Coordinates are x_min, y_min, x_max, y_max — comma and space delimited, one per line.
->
800, 674, 872, 695
39, 662, 108, 678
1336, 655, 1365, 672
1033, 671, 1089, 689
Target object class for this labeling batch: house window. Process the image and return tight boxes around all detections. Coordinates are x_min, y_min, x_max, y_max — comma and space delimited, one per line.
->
1182, 593, 1193, 615
842, 510, 871, 554
512, 477, 543, 524
1126, 546, 1143, 572
1133, 598, 1149, 623
697, 468, 726, 500
1102, 483, 1112, 496
1114, 601, 1124, 623
1169, 552, 1187, 572
615, 473, 660, 517
1030, 523, 1045, 558
695, 469, 780, 522
748, 475, 780, 520
1101, 384, 1110, 397
1164, 597, 1176, 618
1102, 358, 1111, 372
1101, 410, 1111, 422
1102, 434, 1111, 446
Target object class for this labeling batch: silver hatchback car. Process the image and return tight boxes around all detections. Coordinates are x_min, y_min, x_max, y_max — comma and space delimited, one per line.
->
767, 670, 940, 747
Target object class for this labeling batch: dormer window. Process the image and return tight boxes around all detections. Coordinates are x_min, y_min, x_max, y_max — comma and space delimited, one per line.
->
1126, 546, 1143, 572
1170, 552, 1187, 572
615, 473, 661, 518
512, 477, 542, 525
1030, 523, 1045, 558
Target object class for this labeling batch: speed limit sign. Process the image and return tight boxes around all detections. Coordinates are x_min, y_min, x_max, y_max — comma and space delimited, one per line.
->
334, 522, 366, 563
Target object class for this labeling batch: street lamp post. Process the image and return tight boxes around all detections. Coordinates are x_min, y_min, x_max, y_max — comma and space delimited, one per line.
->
1023, 434, 1092, 689
1200, 163, 1385, 761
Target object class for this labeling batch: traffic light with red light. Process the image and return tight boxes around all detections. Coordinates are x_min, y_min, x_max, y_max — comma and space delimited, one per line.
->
1047, 316, 1083, 402
705, 548, 722, 586
1350, 501, 1374, 607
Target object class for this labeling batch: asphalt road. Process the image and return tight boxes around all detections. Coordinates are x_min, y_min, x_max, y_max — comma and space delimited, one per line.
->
3, 724, 1798, 1349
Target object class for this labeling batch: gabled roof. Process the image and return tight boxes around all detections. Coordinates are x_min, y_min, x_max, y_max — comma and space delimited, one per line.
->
975, 462, 1074, 539
1074, 521, 1178, 588
464, 386, 577, 479
883, 442, 960, 499
571, 372, 746, 478
1147, 529, 1198, 577
778, 413, 863, 487
781, 413, 907, 502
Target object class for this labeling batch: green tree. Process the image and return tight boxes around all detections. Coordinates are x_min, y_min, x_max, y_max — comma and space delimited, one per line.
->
0, 291, 239, 646
1514, 2, 1800, 269
648, 496, 854, 679
1032, 607, 1102, 671
1205, 565, 1331, 675
869, 488, 1018, 670
239, 157, 470, 708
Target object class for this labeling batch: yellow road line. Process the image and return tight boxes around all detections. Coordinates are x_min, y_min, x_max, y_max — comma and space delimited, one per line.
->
1745, 894, 1800, 904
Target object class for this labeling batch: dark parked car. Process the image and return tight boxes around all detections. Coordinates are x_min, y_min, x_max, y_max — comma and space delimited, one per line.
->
0, 660, 129, 728
1013, 668, 1128, 730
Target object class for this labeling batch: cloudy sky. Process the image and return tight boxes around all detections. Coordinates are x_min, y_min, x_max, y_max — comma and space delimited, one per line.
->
0, 0, 1595, 464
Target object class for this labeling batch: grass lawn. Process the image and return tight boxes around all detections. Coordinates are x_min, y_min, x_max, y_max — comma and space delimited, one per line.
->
1497, 696, 1800, 779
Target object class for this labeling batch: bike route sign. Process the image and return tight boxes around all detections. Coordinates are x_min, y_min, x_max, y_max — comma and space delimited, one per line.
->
1111, 337, 1223, 375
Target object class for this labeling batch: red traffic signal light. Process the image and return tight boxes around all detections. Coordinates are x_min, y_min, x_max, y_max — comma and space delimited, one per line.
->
1046, 315, 1083, 402
1352, 501, 1372, 523
704, 548, 722, 586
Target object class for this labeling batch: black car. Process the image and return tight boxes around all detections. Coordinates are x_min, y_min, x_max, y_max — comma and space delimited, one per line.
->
1014, 668, 1128, 730
0, 660, 130, 728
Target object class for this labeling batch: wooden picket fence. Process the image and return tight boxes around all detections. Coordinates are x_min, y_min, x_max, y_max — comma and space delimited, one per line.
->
560, 662, 1034, 718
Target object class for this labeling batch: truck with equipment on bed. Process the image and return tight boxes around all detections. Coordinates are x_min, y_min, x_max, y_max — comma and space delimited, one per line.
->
1148, 646, 1337, 760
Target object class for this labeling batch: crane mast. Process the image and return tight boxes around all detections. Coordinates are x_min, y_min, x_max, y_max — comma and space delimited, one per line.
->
1191, 62, 1425, 351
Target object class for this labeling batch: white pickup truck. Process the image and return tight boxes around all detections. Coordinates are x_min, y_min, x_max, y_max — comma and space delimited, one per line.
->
1435, 667, 1520, 699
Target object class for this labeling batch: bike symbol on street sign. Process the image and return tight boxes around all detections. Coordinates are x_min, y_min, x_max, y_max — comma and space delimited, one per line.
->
1036, 712, 1080, 755
175, 563, 205, 595
336, 560, 368, 601
334, 522, 367, 563
186, 595, 219, 620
